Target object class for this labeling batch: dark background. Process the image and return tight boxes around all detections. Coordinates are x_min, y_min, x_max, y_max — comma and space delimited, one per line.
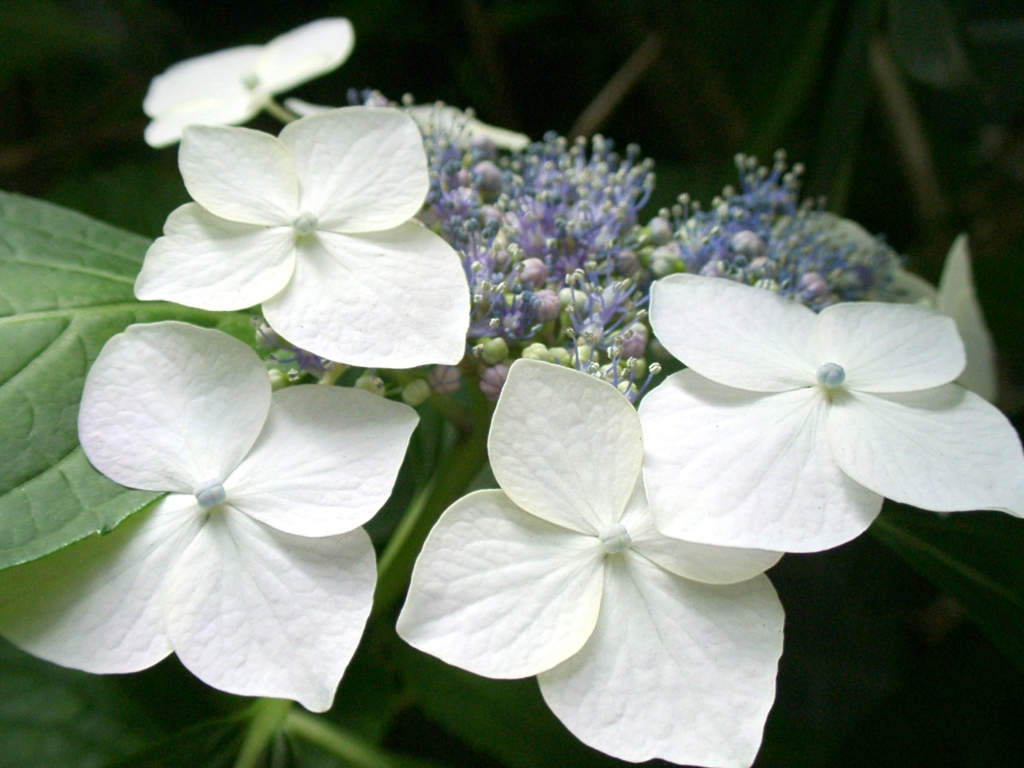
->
3, 1, 1024, 766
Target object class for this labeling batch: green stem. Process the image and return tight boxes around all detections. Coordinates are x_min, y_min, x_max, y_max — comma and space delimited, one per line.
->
374, 384, 492, 615
263, 98, 299, 123
234, 698, 292, 768
285, 711, 434, 768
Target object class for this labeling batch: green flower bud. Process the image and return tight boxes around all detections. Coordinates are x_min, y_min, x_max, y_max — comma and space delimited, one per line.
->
401, 379, 432, 406
481, 337, 509, 365
549, 347, 572, 366
522, 343, 553, 363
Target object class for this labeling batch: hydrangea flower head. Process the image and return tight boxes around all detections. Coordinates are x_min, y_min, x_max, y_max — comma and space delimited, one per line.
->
135, 107, 470, 368
652, 153, 902, 309
640, 274, 1024, 553
0, 321, 419, 711
398, 359, 784, 767
143, 18, 355, 147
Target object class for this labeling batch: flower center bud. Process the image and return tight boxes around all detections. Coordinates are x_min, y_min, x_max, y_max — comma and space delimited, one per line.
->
240, 72, 260, 90
193, 478, 226, 510
816, 362, 846, 388
291, 212, 319, 237
598, 523, 632, 554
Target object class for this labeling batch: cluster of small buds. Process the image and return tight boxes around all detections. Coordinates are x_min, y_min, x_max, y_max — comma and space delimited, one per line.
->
643, 151, 902, 309
409, 111, 658, 399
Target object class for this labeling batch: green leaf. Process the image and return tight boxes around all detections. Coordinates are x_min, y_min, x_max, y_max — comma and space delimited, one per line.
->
398, 645, 624, 768
0, 638, 155, 768
0, 191, 250, 572
103, 717, 246, 768
871, 503, 1024, 671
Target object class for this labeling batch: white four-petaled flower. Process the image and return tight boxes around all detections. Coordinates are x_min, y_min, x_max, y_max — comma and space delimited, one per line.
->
641, 274, 1024, 553
143, 18, 355, 148
135, 107, 470, 368
0, 321, 419, 711
398, 359, 784, 768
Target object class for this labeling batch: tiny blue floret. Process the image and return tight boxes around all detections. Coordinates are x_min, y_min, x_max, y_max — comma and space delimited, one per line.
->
193, 478, 227, 510
816, 362, 846, 388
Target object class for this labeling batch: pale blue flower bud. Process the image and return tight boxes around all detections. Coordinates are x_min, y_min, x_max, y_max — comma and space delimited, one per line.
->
816, 362, 846, 388
193, 478, 226, 510
519, 257, 549, 288
428, 364, 462, 394
480, 363, 510, 401
532, 289, 561, 322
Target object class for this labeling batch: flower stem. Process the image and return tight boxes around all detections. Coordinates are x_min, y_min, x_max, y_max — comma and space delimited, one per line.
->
373, 383, 491, 615
284, 710, 437, 768
263, 98, 299, 123
233, 698, 292, 768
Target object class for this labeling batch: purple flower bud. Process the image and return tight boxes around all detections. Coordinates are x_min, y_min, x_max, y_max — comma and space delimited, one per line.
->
480, 363, 511, 401
475, 160, 503, 202
428, 364, 462, 394
614, 249, 640, 276
520, 257, 549, 287
729, 230, 767, 259
700, 260, 726, 278
532, 289, 561, 322
471, 135, 498, 159
455, 169, 473, 188
798, 271, 829, 303
648, 216, 672, 246
620, 323, 649, 358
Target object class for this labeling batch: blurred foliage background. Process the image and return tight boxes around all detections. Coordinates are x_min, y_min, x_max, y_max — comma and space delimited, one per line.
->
4, 0, 1024, 766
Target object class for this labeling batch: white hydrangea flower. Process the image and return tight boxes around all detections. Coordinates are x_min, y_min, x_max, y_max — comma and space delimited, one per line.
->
641, 274, 1024, 554
892, 234, 997, 401
134, 107, 470, 368
0, 321, 418, 711
285, 98, 531, 151
397, 360, 784, 768
143, 18, 355, 148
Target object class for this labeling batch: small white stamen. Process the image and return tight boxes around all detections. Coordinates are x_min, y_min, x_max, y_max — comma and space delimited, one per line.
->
240, 72, 260, 90
816, 362, 846, 388
193, 478, 226, 510
291, 212, 319, 237
598, 523, 632, 554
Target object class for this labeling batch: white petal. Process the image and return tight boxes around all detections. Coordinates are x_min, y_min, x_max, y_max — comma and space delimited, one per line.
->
256, 18, 355, 94
937, 234, 998, 401
261, 225, 469, 367
0, 495, 201, 673
619, 480, 782, 584
891, 267, 938, 306
135, 203, 296, 311
639, 371, 882, 553
538, 556, 784, 768
225, 385, 418, 537
397, 490, 604, 679
163, 511, 376, 712
283, 97, 334, 116
79, 322, 271, 492
141, 45, 279, 147
179, 125, 298, 225
466, 117, 531, 151
489, 360, 643, 534
405, 104, 531, 151
142, 45, 261, 130
278, 107, 428, 233
144, 95, 260, 149
812, 302, 964, 392
827, 386, 1024, 514
650, 274, 817, 391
